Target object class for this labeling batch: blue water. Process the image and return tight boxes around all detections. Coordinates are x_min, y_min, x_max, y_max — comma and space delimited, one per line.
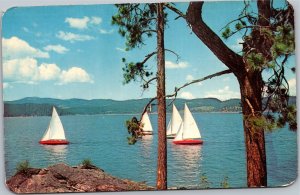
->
4, 113, 297, 188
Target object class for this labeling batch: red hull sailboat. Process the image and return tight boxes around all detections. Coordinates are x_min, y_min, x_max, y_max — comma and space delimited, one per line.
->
173, 139, 203, 145
173, 104, 203, 145
39, 107, 69, 145
39, 140, 69, 145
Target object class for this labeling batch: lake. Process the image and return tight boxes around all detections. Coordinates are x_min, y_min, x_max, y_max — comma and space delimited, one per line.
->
4, 113, 297, 188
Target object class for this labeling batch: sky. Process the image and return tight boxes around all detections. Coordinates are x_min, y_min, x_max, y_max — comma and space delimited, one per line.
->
1, 1, 296, 101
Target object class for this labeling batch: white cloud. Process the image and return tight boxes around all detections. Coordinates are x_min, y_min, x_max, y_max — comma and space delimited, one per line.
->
44, 44, 69, 54
35, 32, 42, 37
186, 74, 194, 81
165, 61, 189, 69
223, 77, 230, 81
3, 58, 93, 85
56, 31, 94, 42
65, 16, 90, 29
90, 17, 102, 25
185, 74, 202, 86
205, 86, 240, 101
3, 83, 12, 89
59, 67, 93, 84
116, 47, 127, 52
231, 38, 243, 52
180, 91, 195, 99
3, 58, 39, 82
2, 37, 49, 60
23, 27, 29, 32
38, 63, 61, 80
99, 29, 114, 34
65, 16, 102, 29
288, 78, 296, 96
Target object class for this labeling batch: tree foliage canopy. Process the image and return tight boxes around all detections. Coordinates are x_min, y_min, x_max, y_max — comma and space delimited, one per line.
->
112, 4, 170, 86
112, 4, 160, 49
113, 4, 165, 144
113, 1, 297, 145
222, 1, 296, 131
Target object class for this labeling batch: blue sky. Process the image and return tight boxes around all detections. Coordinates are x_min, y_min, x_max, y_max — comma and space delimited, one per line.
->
2, 1, 296, 101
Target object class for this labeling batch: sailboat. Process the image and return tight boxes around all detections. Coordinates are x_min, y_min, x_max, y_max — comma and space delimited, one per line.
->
39, 107, 69, 145
173, 103, 203, 145
166, 104, 182, 139
140, 112, 153, 135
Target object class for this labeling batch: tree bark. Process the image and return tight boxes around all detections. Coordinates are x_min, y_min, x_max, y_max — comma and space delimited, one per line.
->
186, 1, 268, 187
239, 71, 267, 187
156, 3, 167, 190
257, 0, 271, 26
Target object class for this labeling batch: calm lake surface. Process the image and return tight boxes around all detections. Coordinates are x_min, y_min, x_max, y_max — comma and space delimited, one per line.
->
4, 113, 297, 188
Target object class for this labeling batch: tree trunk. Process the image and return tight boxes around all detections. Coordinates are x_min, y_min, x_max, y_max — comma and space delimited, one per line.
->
156, 3, 167, 190
186, 2, 244, 75
239, 71, 267, 187
186, 1, 268, 187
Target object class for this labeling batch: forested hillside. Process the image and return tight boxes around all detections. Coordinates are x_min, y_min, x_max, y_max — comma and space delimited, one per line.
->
4, 96, 296, 117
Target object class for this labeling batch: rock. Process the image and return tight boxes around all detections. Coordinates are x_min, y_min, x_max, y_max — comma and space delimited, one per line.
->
74, 183, 95, 192
96, 184, 123, 192
38, 169, 48, 175
6, 163, 153, 193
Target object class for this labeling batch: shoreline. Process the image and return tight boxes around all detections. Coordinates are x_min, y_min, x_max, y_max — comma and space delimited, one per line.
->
6, 163, 154, 193
4, 111, 242, 118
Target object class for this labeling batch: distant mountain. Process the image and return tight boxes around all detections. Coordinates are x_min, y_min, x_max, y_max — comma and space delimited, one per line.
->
3, 96, 296, 117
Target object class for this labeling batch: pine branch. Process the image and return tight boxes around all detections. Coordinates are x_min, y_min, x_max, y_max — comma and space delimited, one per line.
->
225, 25, 271, 39
165, 49, 180, 62
141, 51, 157, 65
220, 15, 249, 32
141, 29, 157, 34
142, 77, 158, 89
164, 3, 186, 19
139, 69, 232, 120
140, 97, 157, 121
245, 98, 255, 116
165, 69, 232, 106
186, 2, 244, 77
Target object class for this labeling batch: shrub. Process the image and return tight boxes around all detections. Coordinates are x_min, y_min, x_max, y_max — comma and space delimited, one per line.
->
220, 176, 230, 188
81, 159, 96, 169
16, 160, 30, 174
199, 173, 210, 189
82, 159, 92, 166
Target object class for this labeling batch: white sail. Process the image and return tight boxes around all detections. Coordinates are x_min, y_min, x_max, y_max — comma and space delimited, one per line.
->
41, 125, 51, 141
182, 104, 201, 139
166, 120, 172, 135
141, 112, 153, 132
167, 104, 182, 136
41, 107, 66, 141
173, 122, 183, 141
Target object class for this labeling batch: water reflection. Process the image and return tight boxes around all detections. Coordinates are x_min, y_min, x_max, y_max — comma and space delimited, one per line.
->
169, 144, 203, 187
138, 136, 155, 184
139, 137, 204, 187
140, 135, 153, 159
42, 145, 68, 162
141, 135, 153, 144
172, 144, 203, 162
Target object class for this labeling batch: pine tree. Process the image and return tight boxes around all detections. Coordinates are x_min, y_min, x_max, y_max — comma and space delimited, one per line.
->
185, 0, 295, 186
113, 3, 167, 189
